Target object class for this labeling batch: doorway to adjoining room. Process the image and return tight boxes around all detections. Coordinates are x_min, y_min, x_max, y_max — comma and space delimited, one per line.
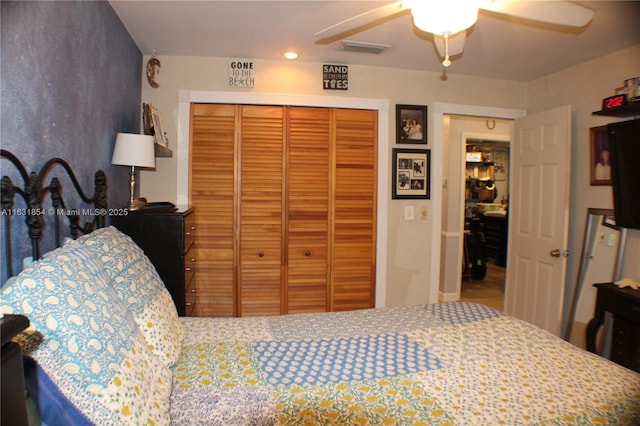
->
460, 138, 510, 311
438, 113, 512, 312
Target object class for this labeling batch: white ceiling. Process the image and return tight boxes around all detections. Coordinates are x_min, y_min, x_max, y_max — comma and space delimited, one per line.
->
109, 1, 640, 82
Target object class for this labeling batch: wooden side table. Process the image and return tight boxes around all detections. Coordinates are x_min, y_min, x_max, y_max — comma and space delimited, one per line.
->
586, 283, 640, 373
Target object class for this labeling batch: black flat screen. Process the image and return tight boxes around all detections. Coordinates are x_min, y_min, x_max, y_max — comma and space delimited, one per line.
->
608, 118, 640, 229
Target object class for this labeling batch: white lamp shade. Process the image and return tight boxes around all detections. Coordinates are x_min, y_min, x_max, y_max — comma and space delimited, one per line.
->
111, 133, 156, 168
411, 1, 479, 35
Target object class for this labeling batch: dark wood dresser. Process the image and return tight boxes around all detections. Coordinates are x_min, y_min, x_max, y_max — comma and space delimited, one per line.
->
112, 208, 196, 316
586, 283, 640, 373
479, 213, 508, 266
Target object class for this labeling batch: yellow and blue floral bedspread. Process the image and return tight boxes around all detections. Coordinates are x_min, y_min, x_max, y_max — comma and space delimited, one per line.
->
170, 303, 640, 425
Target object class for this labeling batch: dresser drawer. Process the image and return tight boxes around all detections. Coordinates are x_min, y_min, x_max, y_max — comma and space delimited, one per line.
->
185, 267, 196, 293
184, 293, 196, 317
184, 212, 196, 252
184, 245, 196, 291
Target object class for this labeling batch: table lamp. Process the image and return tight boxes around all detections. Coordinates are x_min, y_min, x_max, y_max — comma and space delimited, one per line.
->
111, 133, 155, 210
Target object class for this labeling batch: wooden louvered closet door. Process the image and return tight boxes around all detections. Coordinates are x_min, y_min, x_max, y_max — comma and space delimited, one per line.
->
332, 109, 378, 311
237, 105, 285, 316
286, 107, 332, 314
190, 104, 236, 316
190, 104, 376, 317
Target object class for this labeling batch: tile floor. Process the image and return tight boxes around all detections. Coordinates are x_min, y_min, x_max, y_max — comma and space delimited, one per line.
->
460, 263, 505, 311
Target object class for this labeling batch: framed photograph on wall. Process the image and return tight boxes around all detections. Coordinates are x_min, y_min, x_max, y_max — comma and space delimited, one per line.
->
396, 104, 427, 144
392, 148, 430, 199
590, 125, 611, 186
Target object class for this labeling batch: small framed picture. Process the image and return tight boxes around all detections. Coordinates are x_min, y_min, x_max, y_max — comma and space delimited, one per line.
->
493, 149, 507, 181
590, 125, 611, 186
396, 104, 427, 144
143, 103, 168, 148
392, 148, 430, 199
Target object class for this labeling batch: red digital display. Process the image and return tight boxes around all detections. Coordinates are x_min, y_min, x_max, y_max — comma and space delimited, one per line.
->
602, 95, 627, 110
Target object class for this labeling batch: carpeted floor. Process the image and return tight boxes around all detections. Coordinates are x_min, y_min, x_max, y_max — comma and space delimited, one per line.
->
460, 263, 505, 311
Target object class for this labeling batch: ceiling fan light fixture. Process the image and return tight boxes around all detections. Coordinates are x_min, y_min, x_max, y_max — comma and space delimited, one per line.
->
410, 0, 479, 36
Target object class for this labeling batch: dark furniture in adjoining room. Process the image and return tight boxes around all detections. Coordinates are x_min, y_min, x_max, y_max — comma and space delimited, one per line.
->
586, 283, 640, 373
479, 212, 508, 266
112, 208, 196, 316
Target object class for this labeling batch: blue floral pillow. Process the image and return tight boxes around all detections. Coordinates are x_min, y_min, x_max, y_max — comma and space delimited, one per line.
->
75, 226, 184, 366
1, 243, 172, 425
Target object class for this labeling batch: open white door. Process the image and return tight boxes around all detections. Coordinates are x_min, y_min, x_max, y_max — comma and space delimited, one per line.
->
504, 105, 571, 336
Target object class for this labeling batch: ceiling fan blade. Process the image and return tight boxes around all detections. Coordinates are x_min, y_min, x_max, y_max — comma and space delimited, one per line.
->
434, 32, 466, 58
480, 0, 594, 28
314, 1, 410, 42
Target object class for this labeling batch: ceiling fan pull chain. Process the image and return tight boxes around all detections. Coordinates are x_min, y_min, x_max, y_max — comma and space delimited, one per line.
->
442, 33, 452, 67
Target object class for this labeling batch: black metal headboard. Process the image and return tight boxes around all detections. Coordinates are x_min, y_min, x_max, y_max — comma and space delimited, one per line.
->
1, 149, 108, 280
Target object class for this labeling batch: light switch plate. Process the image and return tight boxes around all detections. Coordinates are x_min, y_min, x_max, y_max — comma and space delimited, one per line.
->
404, 205, 414, 220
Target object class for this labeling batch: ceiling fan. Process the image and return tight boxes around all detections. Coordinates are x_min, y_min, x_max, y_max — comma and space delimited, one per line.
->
315, 0, 594, 67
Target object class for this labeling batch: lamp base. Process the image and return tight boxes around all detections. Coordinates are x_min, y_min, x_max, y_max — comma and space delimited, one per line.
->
127, 197, 148, 211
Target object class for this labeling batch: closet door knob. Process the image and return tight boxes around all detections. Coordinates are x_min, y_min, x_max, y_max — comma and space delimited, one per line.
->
258, 251, 265, 257
305, 250, 311, 256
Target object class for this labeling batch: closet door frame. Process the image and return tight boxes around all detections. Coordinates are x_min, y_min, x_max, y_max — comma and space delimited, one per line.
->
178, 91, 390, 307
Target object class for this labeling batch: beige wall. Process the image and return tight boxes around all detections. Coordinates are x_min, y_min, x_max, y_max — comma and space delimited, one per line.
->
138, 46, 639, 312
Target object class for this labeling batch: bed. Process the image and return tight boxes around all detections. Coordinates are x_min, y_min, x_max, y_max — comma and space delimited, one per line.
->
2, 150, 639, 425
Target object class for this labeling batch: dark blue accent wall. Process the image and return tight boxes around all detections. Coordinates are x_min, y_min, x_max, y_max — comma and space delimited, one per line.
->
1, 1, 142, 280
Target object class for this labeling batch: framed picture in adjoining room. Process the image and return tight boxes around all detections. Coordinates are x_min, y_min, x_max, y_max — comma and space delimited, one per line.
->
590, 125, 611, 186
493, 149, 508, 181
392, 148, 430, 199
396, 104, 427, 144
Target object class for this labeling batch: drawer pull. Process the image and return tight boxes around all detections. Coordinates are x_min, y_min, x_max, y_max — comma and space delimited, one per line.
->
185, 231, 191, 236
185, 302, 193, 307
258, 251, 265, 257
185, 267, 192, 272
190, 226, 196, 231
190, 288, 196, 293
190, 258, 196, 263
305, 250, 311, 256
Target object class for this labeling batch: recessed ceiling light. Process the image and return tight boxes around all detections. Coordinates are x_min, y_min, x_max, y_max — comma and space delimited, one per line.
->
283, 51, 300, 59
